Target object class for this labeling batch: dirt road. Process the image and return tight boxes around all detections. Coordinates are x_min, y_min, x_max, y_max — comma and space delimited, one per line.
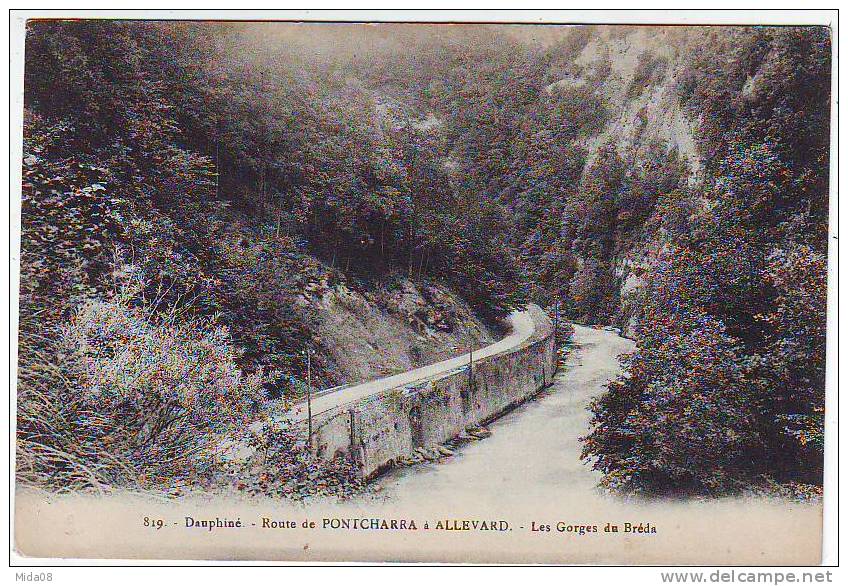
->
356, 325, 821, 565
372, 324, 635, 504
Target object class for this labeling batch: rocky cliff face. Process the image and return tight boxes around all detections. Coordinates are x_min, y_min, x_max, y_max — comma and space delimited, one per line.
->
299, 276, 496, 387
575, 27, 700, 173
562, 27, 706, 333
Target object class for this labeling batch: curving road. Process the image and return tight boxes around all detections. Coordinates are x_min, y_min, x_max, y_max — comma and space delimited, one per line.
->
356, 325, 821, 566
372, 324, 635, 504
288, 310, 535, 422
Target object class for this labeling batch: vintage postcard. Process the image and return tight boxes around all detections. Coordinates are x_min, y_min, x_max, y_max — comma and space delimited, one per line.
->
10, 10, 836, 566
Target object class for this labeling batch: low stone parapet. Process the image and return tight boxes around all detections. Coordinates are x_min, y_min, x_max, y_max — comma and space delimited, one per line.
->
308, 304, 556, 480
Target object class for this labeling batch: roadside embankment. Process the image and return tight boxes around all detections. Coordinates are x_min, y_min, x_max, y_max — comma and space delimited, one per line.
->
307, 305, 556, 479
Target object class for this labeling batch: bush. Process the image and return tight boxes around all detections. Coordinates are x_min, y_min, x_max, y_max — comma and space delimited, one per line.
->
757, 244, 827, 480
582, 312, 759, 496
16, 265, 266, 491
627, 52, 668, 98
237, 422, 364, 499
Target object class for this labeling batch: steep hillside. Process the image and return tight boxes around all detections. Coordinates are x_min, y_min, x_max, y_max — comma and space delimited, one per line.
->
569, 27, 702, 333
19, 21, 512, 397
298, 277, 496, 388
358, 24, 830, 495
18, 21, 829, 498
575, 28, 699, 170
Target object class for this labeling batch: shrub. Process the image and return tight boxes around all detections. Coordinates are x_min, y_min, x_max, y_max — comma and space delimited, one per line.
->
627, 51, 668, 98
757, 244, 827, 481
582, 312, 759, 496
16, 265, 265, 491
238, 422, 364, 499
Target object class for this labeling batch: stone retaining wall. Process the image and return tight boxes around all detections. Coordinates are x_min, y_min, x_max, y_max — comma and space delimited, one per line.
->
308, 305, 556, 480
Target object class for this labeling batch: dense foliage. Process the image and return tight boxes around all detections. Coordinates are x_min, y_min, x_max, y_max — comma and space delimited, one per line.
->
582, 27, 830, 496
19, 20, 530, 493
21, 22, 528, 368
18, 22, 830, 497
17, 266, 265, 490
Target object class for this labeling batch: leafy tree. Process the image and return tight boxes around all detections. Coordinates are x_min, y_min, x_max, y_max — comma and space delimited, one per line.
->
583, 26, 830, 495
